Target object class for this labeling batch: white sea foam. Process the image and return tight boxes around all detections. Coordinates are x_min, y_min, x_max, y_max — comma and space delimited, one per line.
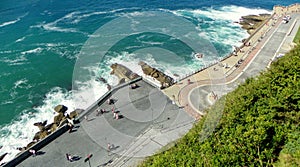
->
0, 85, 97, 163
33, 8, 137, 32
169, 5, 270, 53
174, 5, 271, 22
0, 87, 71, 163
14, 79, 27, 89
69, 8, 140, 23
31, 11, 80, 33
15, 36, 26, 42
0, 13, 28, 28
41, 23, 78, 33
0, 64, 112, 163
1, 55, 28, 66
0, 100, 13, 105
21, 47, 43, 55
0, 19, 20, 28
0, 50, 14, 54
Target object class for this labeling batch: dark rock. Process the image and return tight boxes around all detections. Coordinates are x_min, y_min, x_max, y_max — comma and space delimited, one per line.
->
33, 120, 47, 131
54, 113, 65, 125
110, 63, 139, 82
139, 61, 174, 89
239, 14, 271, 34
54, 105, 68, 113
33, 130, 49, 141
58, 119, 68, 127
26, 141, 37, 149
69, 110, 79, 119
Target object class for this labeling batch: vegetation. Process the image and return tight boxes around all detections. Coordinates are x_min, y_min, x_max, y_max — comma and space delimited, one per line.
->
294, 26, 300, 44
139, 45, 300, 166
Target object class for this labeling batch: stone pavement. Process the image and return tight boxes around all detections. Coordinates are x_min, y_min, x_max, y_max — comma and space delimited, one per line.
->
16, 80, 195, 167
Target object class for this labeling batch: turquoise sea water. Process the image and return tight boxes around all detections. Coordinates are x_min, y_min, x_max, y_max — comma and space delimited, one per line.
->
0, 0, 298, 162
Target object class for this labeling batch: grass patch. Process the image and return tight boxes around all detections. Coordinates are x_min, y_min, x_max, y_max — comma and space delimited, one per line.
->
293, 26, 300, 44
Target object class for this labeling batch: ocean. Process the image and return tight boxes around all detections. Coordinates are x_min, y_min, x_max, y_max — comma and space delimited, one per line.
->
0, 0, 298, 163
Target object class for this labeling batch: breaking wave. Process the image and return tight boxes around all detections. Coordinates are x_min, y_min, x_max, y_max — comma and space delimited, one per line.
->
0, 13, 28, 28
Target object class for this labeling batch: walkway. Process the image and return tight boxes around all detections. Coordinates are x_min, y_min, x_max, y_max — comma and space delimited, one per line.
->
163, 10, 300, 119
16, 80, 195, 167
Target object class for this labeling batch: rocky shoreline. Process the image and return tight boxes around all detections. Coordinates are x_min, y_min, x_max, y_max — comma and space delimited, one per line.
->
15, 105, 80, 154
238, 13, 271, 34
110, 62, 174, 89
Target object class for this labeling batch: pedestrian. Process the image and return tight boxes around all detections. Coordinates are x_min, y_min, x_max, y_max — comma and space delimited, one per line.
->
115, 113, 119, 120
111, 107, 115, 114
107, 143, 111, 151
66, 153, 73, 162
68, 123, 74, 133
96, 109, 101, 116
107, 84, 111, 91
29, 149, 36, 157
113, 112, 116, 119
107, 98, 113, 105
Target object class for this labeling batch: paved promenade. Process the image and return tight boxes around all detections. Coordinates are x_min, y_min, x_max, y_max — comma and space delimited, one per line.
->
16, 80, 195, 167
163, 9, 300, 119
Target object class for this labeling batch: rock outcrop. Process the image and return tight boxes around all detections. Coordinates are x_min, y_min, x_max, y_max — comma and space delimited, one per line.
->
239, 14, 271, 34
28, 105, 81, 147
54, 104, 68, 113
139, 61, 174, 89
110, 63, 139, 83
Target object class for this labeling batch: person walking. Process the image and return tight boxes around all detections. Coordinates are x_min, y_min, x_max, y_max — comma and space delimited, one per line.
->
66, 153, 73, 162
29, 149, 36, 157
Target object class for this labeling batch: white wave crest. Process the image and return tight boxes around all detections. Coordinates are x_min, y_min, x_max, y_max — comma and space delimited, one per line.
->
14, 79, 32, 89
1, 55, 28, 66
21, 47, 43, 55
31, 11, 79, 33
0, 19, 19, 28
15, 37, 26, 42
0, 13, 28, 28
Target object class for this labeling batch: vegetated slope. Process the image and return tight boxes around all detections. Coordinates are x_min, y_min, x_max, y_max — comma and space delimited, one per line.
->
139, 45, 300, 167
